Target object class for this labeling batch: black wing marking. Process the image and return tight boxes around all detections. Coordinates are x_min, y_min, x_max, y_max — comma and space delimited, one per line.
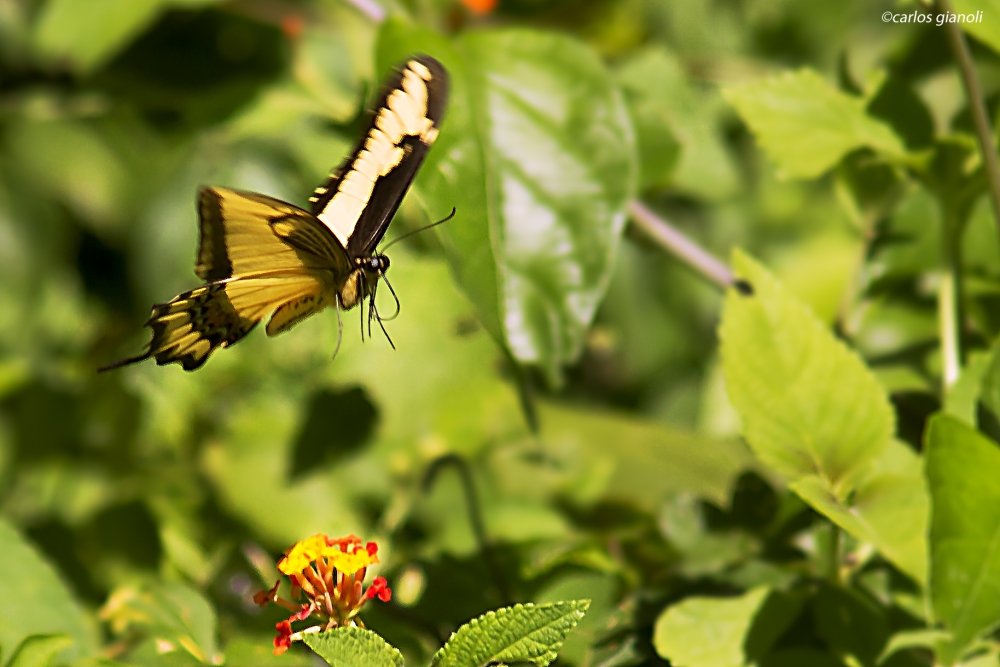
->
309, 54, 449, 259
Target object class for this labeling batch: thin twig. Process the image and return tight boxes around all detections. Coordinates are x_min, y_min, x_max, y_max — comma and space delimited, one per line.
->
938, 0, 1000, 243
627, 200, 734, 289
342, 0, 385, 22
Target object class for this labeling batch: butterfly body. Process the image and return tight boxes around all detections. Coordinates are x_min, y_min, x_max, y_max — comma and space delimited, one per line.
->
102, 55, 448, 372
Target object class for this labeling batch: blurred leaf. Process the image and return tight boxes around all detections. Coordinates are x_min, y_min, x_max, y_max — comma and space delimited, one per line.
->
100, 582, 221, 665
878, 629, 952, 665
952, 0, 1000, 56
653, 587, 770, 667
616, 47, 738, 198
223, 636, 313, 667
303, 627, 403, 667
7, 635, 74, 667
0, 520, 95, 667
789, 438, 928, 585
429, 601, 590, 667
377, 22, 637, 384
34, 0, 224, 73
723, 69, 905, 179
812, 584, 888, 667
5, 119, 128, 236
925, 415, 1000, 665
721, 250, 894, 490
721, 252, 927, 581
944, 351, 990, 426
869, 186, 940, 282
759, 649, 846, 667
533, 574, 617, 667
537, 402, 758, 508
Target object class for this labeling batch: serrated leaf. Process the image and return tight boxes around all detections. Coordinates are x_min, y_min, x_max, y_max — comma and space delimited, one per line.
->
7, 635, 74, 667
720, 251, 927, 583
653, 587, 770, 667
430, 601, 590, 667
925, 415, 1000, 665
723, 69, 904, 179
0, 520, 95, 667
303, 627, 403, 667
789, 438, 928, 584
377, 23, 637, 385
721, 250, 894, 491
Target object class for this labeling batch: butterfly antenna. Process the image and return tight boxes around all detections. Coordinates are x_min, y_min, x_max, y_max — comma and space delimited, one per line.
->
331, 294, 344, 360
380, 207, 456, 252
372, 299, 396, 350
377, 271, 401, 321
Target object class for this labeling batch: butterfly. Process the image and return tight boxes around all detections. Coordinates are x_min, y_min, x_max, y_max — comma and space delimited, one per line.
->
101, 55, 449, 372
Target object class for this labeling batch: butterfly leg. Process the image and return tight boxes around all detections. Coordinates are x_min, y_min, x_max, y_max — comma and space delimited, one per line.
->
332, 294, 344, 360
378, 271, 401, 321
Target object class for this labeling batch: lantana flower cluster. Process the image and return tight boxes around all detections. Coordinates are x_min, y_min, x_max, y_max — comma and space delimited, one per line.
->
253, 533, 392, 655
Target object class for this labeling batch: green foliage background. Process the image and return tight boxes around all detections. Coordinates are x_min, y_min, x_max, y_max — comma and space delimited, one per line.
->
5, 0, 1000, 666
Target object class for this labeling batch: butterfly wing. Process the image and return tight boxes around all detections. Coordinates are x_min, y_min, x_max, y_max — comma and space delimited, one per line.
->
102, 188, 350, 371
309, 55, 449, 260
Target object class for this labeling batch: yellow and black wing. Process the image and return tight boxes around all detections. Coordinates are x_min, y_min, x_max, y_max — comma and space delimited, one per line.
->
309, 55, 449, 259
101, 188, 349, 371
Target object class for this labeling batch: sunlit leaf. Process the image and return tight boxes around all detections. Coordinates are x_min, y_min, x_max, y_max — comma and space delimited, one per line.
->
303, 627, 403, 667
925, 415, 1000, 665
100, 583, 221, 665
952, 0, 1000, 56
0, 520, 96, 666
430, 601, 589, 667
377, 22, 637, 384
723, 69, 905, 179
721, 250, 894, 490
653, 587, 771, 667
7, 635, 74, 667
34, 0, 225, 73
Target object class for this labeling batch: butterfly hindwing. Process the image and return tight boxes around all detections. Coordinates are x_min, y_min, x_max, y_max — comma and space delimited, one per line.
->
310, 55, 449, 258
196, 187, 350, 281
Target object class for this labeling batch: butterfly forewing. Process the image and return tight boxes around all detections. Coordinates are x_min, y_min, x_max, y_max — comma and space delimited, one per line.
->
102, 54, 450, 372
309, 55, 449, 258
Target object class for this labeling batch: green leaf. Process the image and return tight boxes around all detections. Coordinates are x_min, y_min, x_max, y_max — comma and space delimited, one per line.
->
0, 520, 96, 667
812, 584, 888, 667
721, 251, 926, 582
302, 627, 403, 667
100, 583, 221, 665
721, 250, 895, 491
925, 415, 1000, 665
788, 438, 928, 584
653, 587, 770, 667
34, 0, 225, 73
7, 635, 74, 667
377, 22, 637, 384
878, 629, 953, 665
979, 336, 1000, 421
723, 69, 905, 179
944, 351, 991, 426
430, 600, 590, 667
952, 0, 1000, 56
616, 47, 737, 198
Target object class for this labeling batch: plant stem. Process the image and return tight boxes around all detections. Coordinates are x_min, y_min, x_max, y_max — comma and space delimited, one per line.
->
822, 522, 841, 584
628, 200, 734, 289
422, 454, 512, 604
343, 0, 385, 22
939, 262, 961, 389
938, 0, 1000, 246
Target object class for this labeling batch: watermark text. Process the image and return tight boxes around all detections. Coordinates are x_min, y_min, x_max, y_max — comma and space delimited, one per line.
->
882, 10, 983, 25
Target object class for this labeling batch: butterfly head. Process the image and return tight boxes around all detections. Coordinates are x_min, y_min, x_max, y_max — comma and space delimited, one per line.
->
359, 254, 389, 275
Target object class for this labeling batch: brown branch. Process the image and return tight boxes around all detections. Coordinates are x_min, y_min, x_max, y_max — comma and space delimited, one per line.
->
627, 200, 734, 289
938, 0, 1000, 243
